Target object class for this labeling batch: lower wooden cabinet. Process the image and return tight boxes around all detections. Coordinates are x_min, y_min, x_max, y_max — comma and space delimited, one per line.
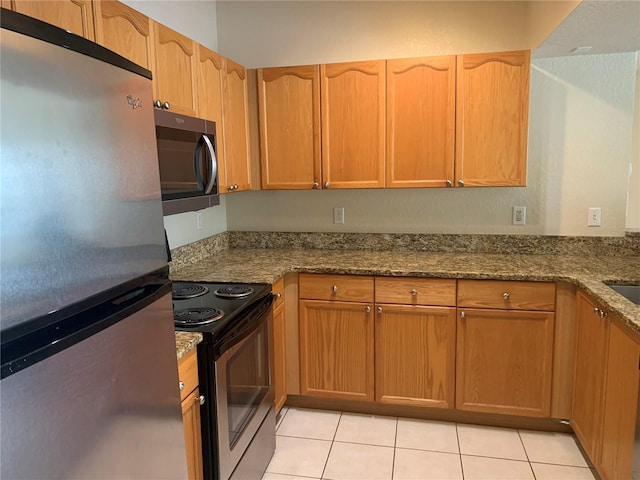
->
375, 304, 456, 408
299, 299, 374, 401
272, 278, 287, 414
178, 349, 203, 480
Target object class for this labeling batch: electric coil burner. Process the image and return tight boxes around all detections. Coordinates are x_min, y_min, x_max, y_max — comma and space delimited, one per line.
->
172, 283, 209, 300
174, 306, 224, 326
214, 285, 254, 298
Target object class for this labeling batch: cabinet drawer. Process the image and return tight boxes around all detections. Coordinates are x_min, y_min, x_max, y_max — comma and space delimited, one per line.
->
457, 280, 555, 311
375, 277, 456, 306
177, 348, 199, 402
299, 273, 374, 302
272, 276, 285, 309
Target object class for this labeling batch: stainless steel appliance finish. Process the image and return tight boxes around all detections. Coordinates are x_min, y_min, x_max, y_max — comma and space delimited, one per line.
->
155, 109, 219, 215
1, 9, 187, 479
173, 282, 276, 480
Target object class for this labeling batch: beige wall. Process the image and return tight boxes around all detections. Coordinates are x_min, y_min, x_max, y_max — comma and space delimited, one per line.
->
525, 0, 581, 50
629, 56, 640, 231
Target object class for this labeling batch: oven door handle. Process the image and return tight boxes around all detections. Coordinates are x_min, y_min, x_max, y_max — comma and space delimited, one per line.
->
216, 295, 274, 358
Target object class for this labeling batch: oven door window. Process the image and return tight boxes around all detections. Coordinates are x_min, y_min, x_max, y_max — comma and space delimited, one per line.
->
225, 320, 270, 448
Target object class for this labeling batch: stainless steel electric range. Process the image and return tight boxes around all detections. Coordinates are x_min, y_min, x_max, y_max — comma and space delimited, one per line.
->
173, 281, 275, 480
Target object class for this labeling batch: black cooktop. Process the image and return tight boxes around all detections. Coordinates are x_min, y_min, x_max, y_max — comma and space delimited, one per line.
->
172, 281, 271, 336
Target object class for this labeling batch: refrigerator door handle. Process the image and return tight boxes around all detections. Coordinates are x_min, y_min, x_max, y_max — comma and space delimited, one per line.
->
202, 134, 217, 194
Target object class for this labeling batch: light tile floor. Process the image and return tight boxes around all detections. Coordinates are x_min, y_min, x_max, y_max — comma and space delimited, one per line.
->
262, 407, 596, 480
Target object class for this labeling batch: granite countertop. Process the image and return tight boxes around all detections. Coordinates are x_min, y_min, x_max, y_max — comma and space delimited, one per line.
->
175, 331, 202, 360
171, 248, 640, 335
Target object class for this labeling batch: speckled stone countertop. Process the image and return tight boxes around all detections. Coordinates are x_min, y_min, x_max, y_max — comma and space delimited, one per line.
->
175, 332, 202, 360
171, 248, 640, 334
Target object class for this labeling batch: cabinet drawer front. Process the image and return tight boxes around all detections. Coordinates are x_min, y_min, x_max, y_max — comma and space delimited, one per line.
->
177, 348, 198, 402
299, 273, 374, 302
272, 276, 285, 309
457, 280, 555, 311
375, 277, 456, 306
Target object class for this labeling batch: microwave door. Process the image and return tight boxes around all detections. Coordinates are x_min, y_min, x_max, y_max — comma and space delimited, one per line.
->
201, 135, 217, 194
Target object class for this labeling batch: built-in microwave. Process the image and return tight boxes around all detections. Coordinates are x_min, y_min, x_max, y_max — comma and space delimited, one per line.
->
154, 109, 219, 216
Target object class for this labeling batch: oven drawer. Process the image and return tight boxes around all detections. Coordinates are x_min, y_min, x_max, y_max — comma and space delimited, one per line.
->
177, 348, 198, 402
457, 280, 556, 311
299, 273, 374, 302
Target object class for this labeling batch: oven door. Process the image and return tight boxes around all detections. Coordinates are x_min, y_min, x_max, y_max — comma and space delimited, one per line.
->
215, 300, 274, 480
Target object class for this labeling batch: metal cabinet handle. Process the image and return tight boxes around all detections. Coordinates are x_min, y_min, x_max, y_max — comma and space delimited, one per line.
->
235, 184, 239, 190
198, 395, 205, 406
313, 182, 319, 189
179, 381, 185, 391
445, 180, 453, 187
163, 101, 171, 110
365, 306, 371, 313
503, 292, 510, 300
594, 307, 600, 316
332, 285, 338, 293
410, 289, 418, 296
458, 180, 464, 187
324, 182, 330, 188
154, 100, 162, 109
377, 306, 383, 314
274, 293, 281, 300
460, 311, 465, 318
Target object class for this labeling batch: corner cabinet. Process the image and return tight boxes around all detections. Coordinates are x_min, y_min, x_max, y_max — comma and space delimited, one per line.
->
257, 65, 322, 190
298, 274, 375, 401
386, 56, 456, 188
10, 0, 95, 40
455, 50, 530, 187
321, 61, 386, 189
178, 348, 204, 480
456, 280, 555, 417
222, 58, 252, 193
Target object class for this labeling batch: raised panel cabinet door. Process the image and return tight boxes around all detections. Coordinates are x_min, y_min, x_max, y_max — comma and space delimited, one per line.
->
456, 308, 555, 417
258, 65, 321, 190
273, 301, 287, 414
375, 304, 456, 408
181, 387, 204, 480
299, 299, 374, 401
12, 0, 95, 40
223, 58, 252, 192
196, 45, 226, 189
93, 1, 153, 70
321, 60, 385, 188
152, 21, 197, 116
598, 320, 639, 480
455, 50, 530, 187
571, 291, 610, 462
386, 56, 455, 188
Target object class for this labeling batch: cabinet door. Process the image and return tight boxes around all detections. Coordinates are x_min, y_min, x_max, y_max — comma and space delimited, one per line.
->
598, 320, 640, 480
152, 21, 197, 116
386, 56, 455, 188
181, 387, 204, 480
94, 1, 153, 70
321, 60, 385, 189
196, 45, 226, 188
223, 58, 252, 192
456, 308, 554, 417
455, 50, 529, 187
12, 0, 95, 40
273, 301, 287, 414
375, 304, 456, 408
258, 65, 321, 190
571, 291, 610, 462
299, 299, 374, 401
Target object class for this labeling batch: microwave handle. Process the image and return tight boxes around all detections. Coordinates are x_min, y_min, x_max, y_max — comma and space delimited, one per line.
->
193, 136, 206, 192
201, 134, 218, 194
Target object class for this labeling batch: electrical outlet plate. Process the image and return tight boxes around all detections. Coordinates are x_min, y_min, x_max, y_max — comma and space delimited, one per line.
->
333, 207, 344, 224
588, 207, 601, 227
512, 206, 526, 225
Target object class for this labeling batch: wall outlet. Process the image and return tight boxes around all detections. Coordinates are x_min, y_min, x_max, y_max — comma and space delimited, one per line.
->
333, 207, 345, 224
588, 207, 602, 226
512, 206, 526, 225
196, 212, 203, 230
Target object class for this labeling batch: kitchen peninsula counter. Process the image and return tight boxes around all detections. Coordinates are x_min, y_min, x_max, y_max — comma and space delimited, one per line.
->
175, 332, 202, 360
170, 247, 640, 333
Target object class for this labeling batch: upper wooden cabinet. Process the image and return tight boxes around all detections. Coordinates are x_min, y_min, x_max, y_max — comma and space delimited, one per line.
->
258, 65, 321, 190
321, 60, 386, 189
94, 1, 153, 70
223, 58, 252, 193
455, 50, 530, 187
11, 0, 95, 40
195, 45, 226, 185
151, 21, 198, 116
386, 56, 455, 188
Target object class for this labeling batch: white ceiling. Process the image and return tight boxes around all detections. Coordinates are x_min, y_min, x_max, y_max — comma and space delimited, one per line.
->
534, 0, 640, 58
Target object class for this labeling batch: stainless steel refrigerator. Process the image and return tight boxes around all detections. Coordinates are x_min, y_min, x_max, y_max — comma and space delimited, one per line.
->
0, 9, 188, 479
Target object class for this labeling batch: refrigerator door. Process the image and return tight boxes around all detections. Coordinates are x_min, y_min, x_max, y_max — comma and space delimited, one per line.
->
1, 290, 188, 479
1, 12, 167, 332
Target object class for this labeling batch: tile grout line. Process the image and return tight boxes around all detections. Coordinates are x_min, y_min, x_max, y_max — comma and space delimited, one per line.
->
456, 423, 465, 480
319, 410, 342, 480
517, 428, 538, 480
391, 416, 399, 480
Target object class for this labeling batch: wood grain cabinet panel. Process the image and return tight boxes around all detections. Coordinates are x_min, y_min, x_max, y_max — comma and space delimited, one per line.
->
12, 0, 95, 40
258, 65, 321, 189
223, 58, 252, 192
151, 21, 197, 116
94, 1, 153, 70
299, 273, 374, 303
375, 304, 456, 408
455, 50, 530, 187
321, 60, 385, 189
458, 280, 556, 311
272, 277, 287, 414
299, 299, 374, 401
386, 56, 455, 188
375, 277, 456, 306
178, 349, 203, 480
